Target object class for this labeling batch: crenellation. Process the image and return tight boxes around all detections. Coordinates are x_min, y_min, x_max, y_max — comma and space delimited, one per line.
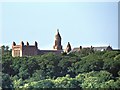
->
21, 41, 24, 46
12, 42, 16, 46
12, 29, 65, 57
12, 41, 39, 57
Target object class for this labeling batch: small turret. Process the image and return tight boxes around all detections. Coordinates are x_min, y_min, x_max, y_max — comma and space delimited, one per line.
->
12, 42, 16, 46
35, 41, 38, 48
65, 42, 72, 53
26, 41, 29, 46
21, 41, 24, 46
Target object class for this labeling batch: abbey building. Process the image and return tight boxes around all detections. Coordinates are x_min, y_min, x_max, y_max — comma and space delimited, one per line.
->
12, 29, 113, 57
12, 29, 71, 57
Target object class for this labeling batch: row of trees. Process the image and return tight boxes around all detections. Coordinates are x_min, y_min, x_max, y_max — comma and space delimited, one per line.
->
14, 71, 120, 89
1, 46, 120, 89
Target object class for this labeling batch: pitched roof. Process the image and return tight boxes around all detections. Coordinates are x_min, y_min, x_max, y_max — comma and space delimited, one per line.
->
93, 46, 108, 51
72, 46, 110, 52
38, 49, 63, 54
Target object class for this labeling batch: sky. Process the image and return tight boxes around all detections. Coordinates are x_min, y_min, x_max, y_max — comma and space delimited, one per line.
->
0, 1, 119, 50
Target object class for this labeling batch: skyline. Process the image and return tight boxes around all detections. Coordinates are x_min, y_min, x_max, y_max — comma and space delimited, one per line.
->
0, 2, 118, 49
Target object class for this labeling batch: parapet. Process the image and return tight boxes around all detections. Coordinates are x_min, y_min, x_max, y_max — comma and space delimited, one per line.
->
12, 41, 38, 47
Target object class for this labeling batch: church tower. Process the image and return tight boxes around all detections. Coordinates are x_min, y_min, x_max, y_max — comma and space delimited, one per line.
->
53, 29, 62, 50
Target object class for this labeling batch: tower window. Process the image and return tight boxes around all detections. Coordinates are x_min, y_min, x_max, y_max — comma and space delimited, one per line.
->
14, 50, 20, 56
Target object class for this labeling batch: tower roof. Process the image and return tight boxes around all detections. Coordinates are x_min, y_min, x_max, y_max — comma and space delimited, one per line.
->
56, 29, 61, 38
65, 42, 72, 53
106, 45, 112, 50
67, 42, 71, 49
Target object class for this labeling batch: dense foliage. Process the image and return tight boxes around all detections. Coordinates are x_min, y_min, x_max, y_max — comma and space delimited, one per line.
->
1, 46, 120, 89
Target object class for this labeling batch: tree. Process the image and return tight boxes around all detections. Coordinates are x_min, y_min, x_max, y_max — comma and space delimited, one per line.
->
1, 45, 5, 51
103, 58, 120, 77
103, 51, 120, 59
2, 49, 120, 89
2, 73, 13, 89
5, 46, 9, 52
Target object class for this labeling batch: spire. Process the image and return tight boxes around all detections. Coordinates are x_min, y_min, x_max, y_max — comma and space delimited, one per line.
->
65, 42, 72, 53
53, 29, 62, 50
57, 29, 59, 33
56, 29, 61, 38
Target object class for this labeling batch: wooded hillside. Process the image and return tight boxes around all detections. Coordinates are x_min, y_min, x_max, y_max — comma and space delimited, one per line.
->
1, 46, 120, 89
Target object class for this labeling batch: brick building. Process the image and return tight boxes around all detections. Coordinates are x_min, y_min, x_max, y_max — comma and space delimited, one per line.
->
12, 29, 114, 57
12, 30, 64, 57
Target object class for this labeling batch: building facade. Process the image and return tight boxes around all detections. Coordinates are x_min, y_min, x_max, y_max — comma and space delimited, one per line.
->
12, 30, 64, 57
12, 41, 38, 57
12, 29, 114, 57
72, 45, 113, 52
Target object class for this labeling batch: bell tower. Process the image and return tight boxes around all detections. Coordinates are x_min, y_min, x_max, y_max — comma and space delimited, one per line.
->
53, 29, 62, 50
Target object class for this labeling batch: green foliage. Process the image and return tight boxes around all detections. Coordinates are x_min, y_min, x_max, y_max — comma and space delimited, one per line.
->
69, 54, 104, 74
13, 79, 24, 88
23, 79, 54, 88
81, 76, 101, 88
103, 58, 120, 77
2, 48, 120, 89
85, 71, 113, 82
114, 54, 120, 60
72, 48, 94, 58
103, 51, 120, 59
53, 74, 79, 88
2, 73, 13, 89
15, 71, 120, 89
118, 71, 120, 76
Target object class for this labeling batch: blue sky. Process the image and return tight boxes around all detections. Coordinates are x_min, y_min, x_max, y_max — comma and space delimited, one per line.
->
1, 2, 118, 49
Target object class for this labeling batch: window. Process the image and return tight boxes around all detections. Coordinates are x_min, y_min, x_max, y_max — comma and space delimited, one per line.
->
14, 50, 20, 56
